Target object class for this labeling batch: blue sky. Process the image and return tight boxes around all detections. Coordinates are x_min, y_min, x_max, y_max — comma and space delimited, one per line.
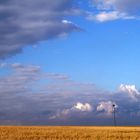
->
1, 0, 140, 125
5, 18, 140, 90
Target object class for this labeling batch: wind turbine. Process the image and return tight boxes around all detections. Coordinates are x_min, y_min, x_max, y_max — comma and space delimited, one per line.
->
112, 104, 117, 126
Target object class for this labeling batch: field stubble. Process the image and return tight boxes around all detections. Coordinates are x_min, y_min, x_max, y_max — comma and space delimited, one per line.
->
0, 126, 140, 140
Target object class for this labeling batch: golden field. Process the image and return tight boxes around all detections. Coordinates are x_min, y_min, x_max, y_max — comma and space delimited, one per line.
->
0, 126, 140, 140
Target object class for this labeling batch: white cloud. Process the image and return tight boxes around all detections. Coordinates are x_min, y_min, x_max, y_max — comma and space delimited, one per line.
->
49, 102, 93, 119
95, 11, 122, 22
95, 11, 135, 22
87, 11, 135, 22
62, 20, 73, 24
90, 0, 138, 22
119, 84, 140, 100
97, 101, 118, 114
72, 102, 93, 112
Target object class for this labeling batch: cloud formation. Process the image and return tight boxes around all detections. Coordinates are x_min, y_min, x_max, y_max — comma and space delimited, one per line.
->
88, 11, 134, 22
49, 102, 93, 120
92, 0, 140, 12
1, 0, 139, 58
0, 63, 40, 97
89, 0, 140, 22
1, 63, 140, 125
97, 101, 118, 115
72, 102, 93, 112
0, 0, 80, 58
119, 84, 140, 100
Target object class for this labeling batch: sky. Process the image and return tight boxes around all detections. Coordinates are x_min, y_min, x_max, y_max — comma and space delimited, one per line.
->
0, 0, 140, 125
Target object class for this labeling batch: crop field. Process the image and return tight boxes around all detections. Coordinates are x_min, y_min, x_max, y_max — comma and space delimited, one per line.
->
0, 126, 140, 140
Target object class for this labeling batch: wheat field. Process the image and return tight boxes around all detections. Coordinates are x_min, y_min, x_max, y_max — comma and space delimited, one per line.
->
0, 126, 140, 140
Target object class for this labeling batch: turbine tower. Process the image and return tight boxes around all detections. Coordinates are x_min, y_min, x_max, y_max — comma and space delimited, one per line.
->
112, 104, 117, 126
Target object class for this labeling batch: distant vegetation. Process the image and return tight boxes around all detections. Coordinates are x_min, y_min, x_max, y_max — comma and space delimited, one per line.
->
0, 126, 140, 140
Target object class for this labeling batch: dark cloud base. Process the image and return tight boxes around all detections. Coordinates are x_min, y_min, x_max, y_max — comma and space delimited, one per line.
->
1, 0, 140, 57
0, 0, 81, 58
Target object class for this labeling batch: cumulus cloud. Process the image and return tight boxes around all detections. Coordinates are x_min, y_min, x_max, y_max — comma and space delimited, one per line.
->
119, 84, 140, 100
97, 101, 118, 115
90, 0, 139, 22
0, 0, 81, 58
49, 102, 93, 119
72, 102, 93, 112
